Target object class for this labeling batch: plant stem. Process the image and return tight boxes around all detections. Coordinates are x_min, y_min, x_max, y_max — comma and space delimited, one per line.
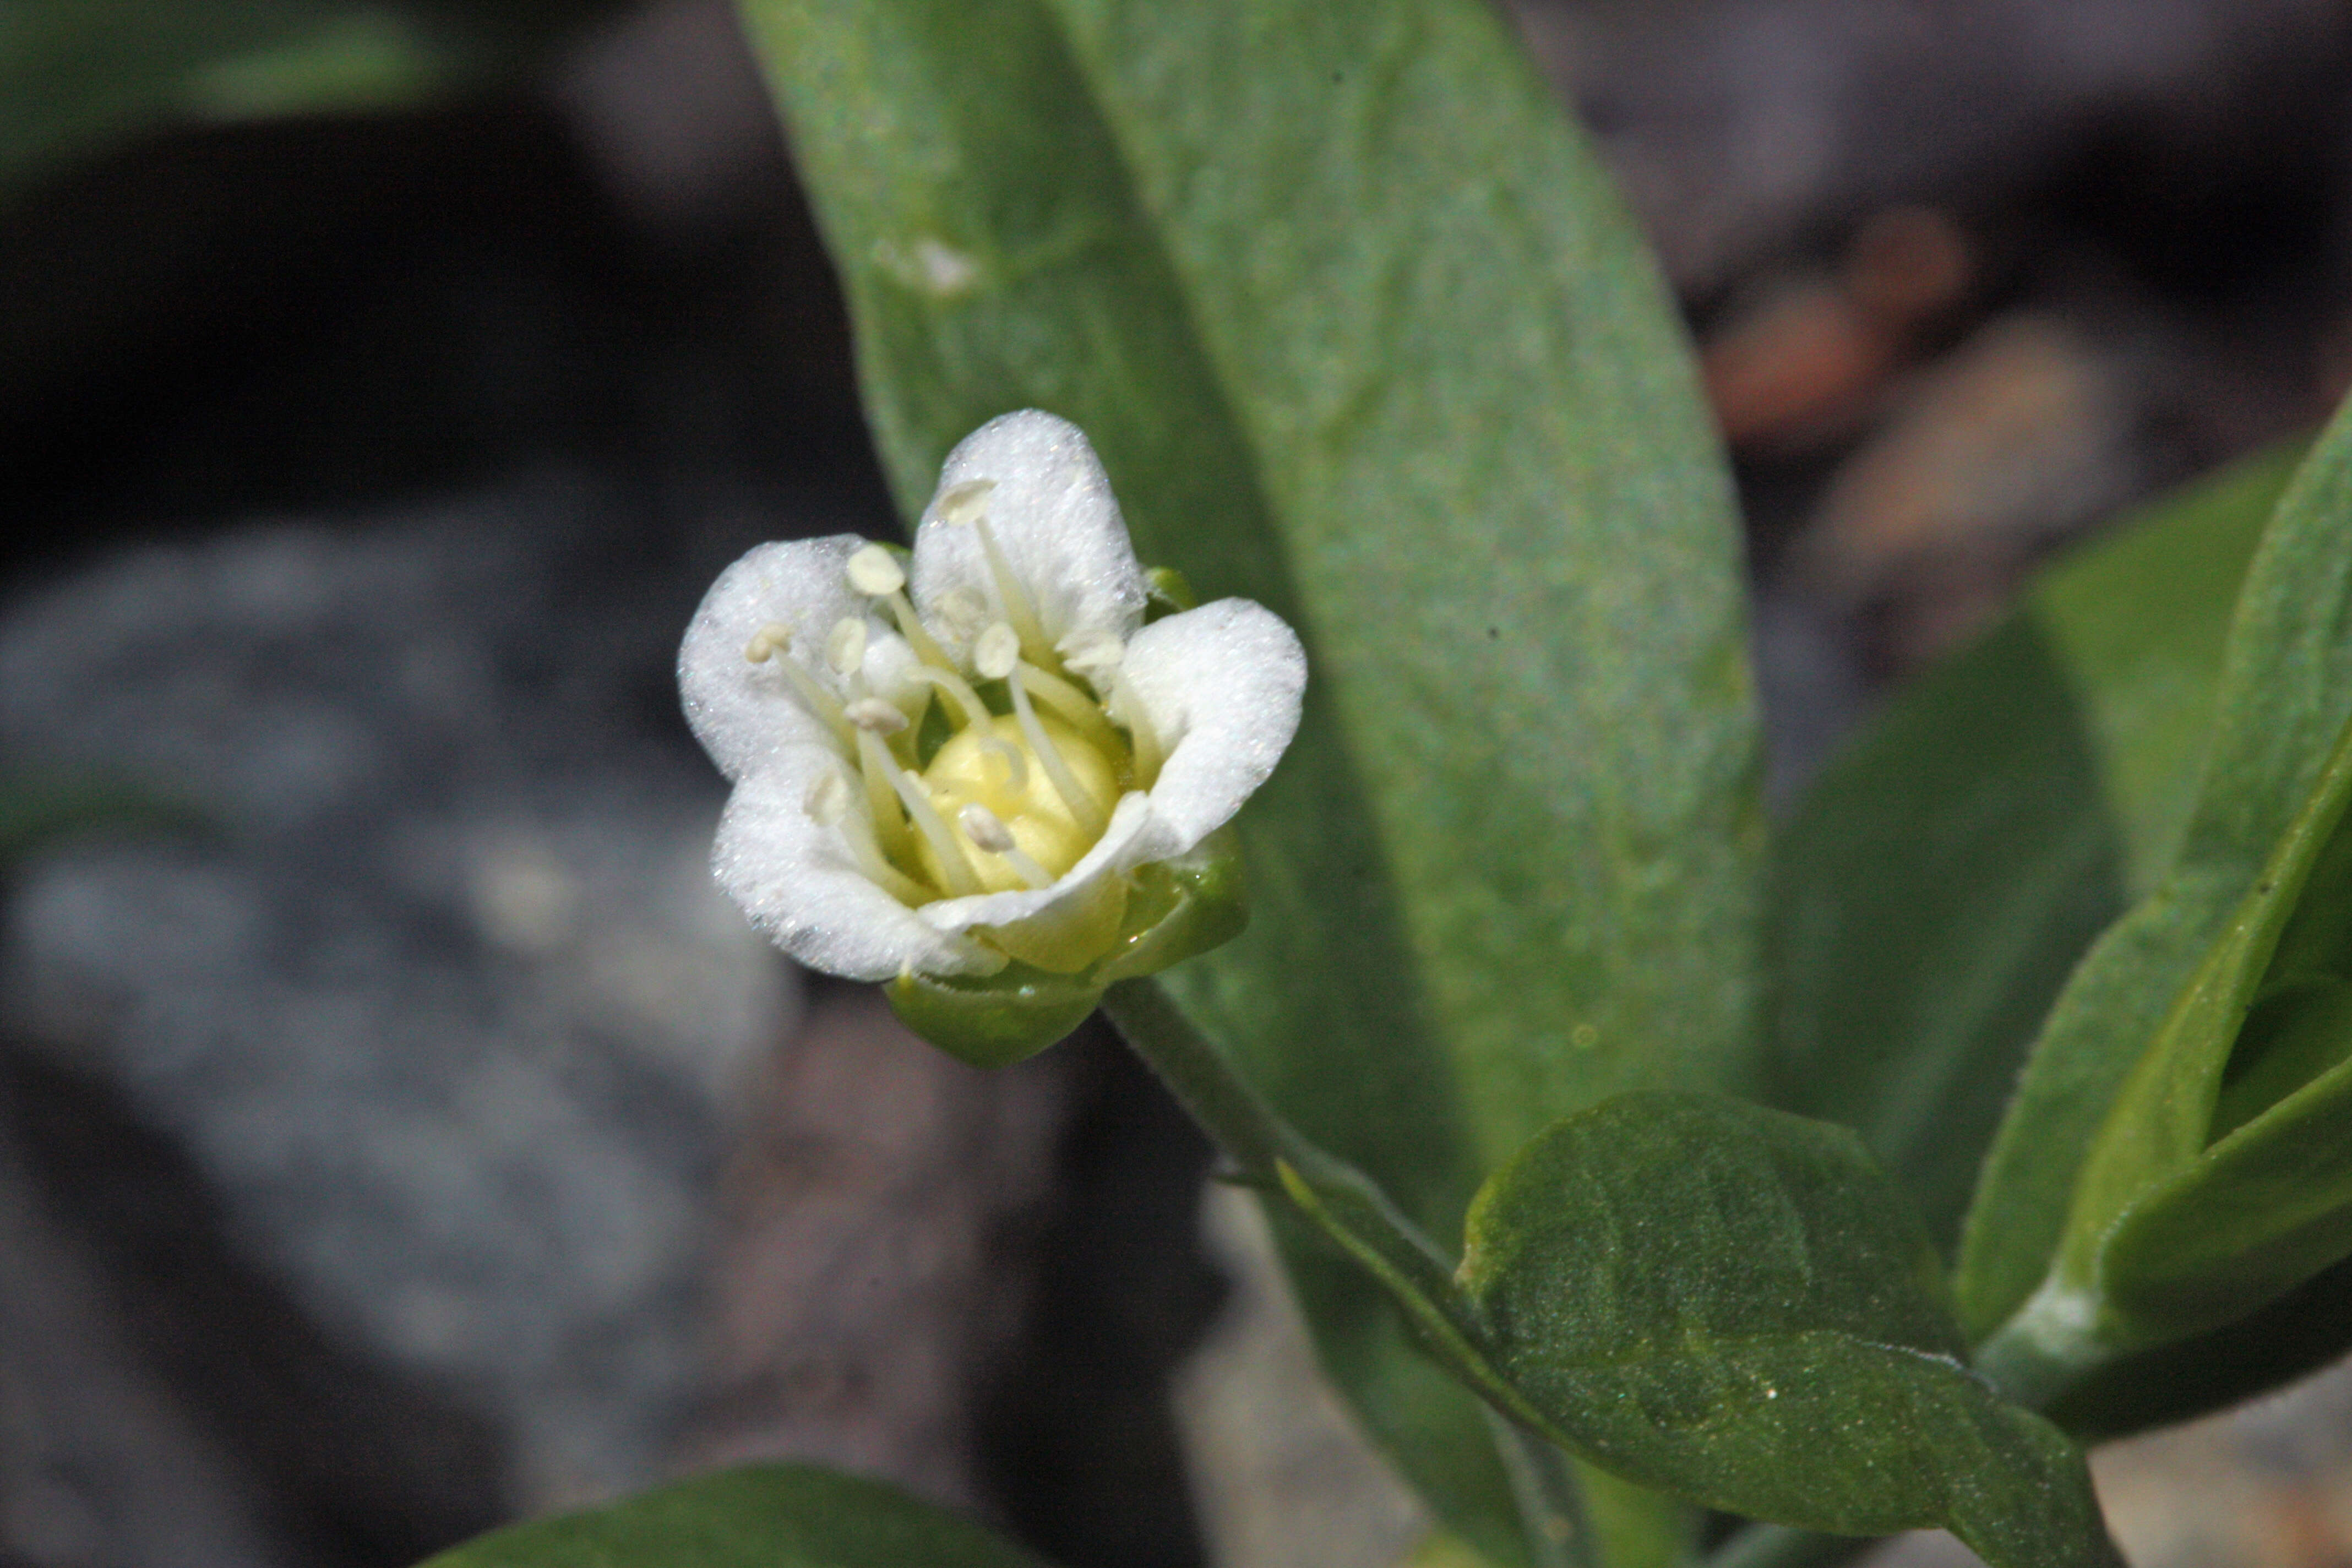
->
1098, 977, 1304, 1179
1098, 978, 1441, 1253
1489, 1411, 1599, 1568
1968, 1281, 2109, 1412
1101, 979, 1605, 1568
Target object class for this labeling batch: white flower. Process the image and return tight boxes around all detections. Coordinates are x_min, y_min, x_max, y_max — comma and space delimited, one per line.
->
678, 410, 1305, 984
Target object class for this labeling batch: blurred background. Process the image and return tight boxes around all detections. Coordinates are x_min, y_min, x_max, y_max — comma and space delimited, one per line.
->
4, 3, 2352, 1566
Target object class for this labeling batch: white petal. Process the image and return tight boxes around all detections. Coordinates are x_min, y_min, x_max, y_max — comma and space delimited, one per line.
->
711, 749, 999, 981
679, 537, 868, 780
1120, 599, 1306, 853
918, 791, 1178, 938
910, 411, 1147, 653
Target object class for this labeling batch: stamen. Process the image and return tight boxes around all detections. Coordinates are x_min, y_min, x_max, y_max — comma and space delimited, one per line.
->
907, 666, 992, 731
884, 591, 950, 669
959, 803, 1053, 891
807, 769, 851, 820
1016, 661, 1123, 754
932, 586, 992, 646
846, 544, 906, 596
808, 771, 930, 905
827, 617, 869, 678
971, 513, 1053, 667
870, 734, 982, 897
938, 485, 1052, 667
1008, 665, 1108, 837
846, 543, 955, 671
744, 623, 851, 755
973, 622, 1021, 682
848, 706, 915, 863
846, 697, 906, 735
935, 478, 996, 524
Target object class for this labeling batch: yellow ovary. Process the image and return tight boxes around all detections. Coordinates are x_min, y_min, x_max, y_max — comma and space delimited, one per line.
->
916, 714, 1118, 895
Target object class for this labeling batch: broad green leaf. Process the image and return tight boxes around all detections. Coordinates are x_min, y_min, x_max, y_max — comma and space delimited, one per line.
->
1280, 1093, 2119, 1568
1956, 420, 2352, 1342
1766, 616, 2124, 1253
744, 0, 1758, 1559
420, 1464, 1048, 1568
2032, 446, 2302, 896
1768, 446, 2294, 1259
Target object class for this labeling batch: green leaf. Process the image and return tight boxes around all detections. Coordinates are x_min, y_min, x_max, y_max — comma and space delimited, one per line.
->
1952, 425, 2346, 1342
1463, 1096, 2116, 1567
744, 0, 1760, 1559
2043, 1246, 2352, 1440
1768, 448, 2294, 1265
1279, 1093, 2119, 1568
1765, 615, 2126, 1254
2030, 444, 2304, 897
419, 1464, 1049, 1568
1990, 709, 2352, 1364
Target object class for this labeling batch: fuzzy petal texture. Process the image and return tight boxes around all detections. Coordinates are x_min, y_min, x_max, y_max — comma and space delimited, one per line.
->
910, 411, 1147, 653
679, 537, 863, 779
711, 747, 1000, 981
680, 536, 922, 779
1120, 598, 1308, 853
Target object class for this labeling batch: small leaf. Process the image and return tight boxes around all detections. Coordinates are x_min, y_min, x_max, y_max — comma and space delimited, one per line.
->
1958, 415, 2352, 1341
2030, 720, 2352, 1348
1454, 1095, 2117, 1568
1273, 1093, 2119, 1568
420, 1463, 1049, 1568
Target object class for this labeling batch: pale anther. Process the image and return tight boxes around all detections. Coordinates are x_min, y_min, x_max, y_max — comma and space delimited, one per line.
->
1058, 628, 1124, 682
805, 770, 852, 825
959, 803, 1016, 854
957, 803, 1052, 891
847, 698, 908, 735
744, 623, 793, 663
973, 622, 1021, 681
936, 478, 997, 525
846, 543, 906, 597
826, 617, 868, 677
934, 586, 991, 644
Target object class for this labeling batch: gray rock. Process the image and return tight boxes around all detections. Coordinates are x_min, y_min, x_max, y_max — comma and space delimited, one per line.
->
0, 476, 799, 1522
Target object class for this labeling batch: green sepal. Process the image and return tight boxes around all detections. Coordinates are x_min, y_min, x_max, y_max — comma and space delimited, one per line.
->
885, 827, 1248, 1066
1144, 564, 1198, 619
888, 962, 1105, 1069
1097, 826, 1248, 982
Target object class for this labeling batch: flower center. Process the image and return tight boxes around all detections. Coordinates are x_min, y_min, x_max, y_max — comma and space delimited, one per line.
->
749, 539, 1167, 912
918, 715, 1119, 894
